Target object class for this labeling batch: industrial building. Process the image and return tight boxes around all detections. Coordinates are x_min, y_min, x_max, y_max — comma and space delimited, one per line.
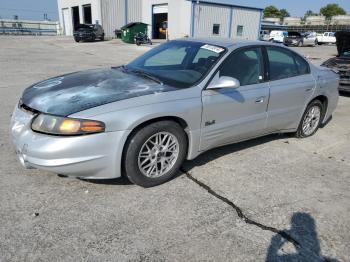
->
57, 0, 263, 40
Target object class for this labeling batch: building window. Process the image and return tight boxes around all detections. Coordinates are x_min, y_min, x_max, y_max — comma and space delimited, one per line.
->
212, 24, 220, 35
237, 25, 244, 37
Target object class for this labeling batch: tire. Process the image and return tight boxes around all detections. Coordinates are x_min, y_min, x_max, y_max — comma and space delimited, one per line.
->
123, 121, 187, 187
296, 100, 323, 138
74, 38, 80, 43
136, 40, 141, 46
298, 41, 303, 47
100, 34, 105, 41
314, 39, 318, 46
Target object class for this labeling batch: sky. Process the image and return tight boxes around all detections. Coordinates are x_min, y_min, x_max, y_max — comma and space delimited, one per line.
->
0, 0, 349, 21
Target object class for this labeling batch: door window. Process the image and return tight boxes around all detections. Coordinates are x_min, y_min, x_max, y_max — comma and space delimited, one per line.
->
219, 47, 263, 86
266, 47, 310, 80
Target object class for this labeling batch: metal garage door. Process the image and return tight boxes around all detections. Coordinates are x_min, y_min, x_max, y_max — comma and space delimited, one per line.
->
193, 3, 231, 38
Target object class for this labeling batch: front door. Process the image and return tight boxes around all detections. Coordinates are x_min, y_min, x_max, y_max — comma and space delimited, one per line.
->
200, 46, 269, 151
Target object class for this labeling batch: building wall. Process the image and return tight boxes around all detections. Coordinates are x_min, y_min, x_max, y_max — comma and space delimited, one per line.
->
142, 0, 191, 40
193, 3, 231, 38
192, 3, 261, 40
57, 0, 261, 40
57, 0, 101, 35
101, 0, 126, 37
127, 0, 143, 23
231, 7, 261, 40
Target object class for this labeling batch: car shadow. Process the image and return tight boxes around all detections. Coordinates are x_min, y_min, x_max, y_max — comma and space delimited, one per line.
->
182, 133, 287, 170
265, 212, 339, 262
79, 175, 133, 185
81, 117, 334, 186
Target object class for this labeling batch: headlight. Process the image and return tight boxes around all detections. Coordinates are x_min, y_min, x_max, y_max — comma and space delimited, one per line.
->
31, 114, 105, 136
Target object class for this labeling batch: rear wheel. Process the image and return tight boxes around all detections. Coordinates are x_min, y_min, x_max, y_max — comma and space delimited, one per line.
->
124, 121, 187, 187
296, 100, 323, 138
74, 37, 80, 43
100, 33, 105, 41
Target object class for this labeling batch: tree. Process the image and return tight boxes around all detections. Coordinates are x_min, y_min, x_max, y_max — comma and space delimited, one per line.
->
264, 5, 281, 18
320, 3, 346, 19
303, 10, 318, 21
279, 9, 290, 19
304, 10, 318, 18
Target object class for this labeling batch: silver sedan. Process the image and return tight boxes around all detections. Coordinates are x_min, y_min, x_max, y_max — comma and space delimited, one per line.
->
10, 38, 339, 187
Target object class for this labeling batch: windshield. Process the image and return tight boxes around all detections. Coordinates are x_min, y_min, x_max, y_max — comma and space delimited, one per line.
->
126, 40, 226, 88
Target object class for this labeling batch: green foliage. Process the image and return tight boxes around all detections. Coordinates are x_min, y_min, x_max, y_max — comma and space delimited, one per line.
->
303, 10, 319, 21
279, 9, 290, 19
320, 3, 346, 19
264, 5, 281, 18
264, 6, 290, 20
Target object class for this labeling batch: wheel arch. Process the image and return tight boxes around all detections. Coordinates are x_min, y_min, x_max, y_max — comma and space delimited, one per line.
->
311, 95, 328, 121
121, 116, 190, 174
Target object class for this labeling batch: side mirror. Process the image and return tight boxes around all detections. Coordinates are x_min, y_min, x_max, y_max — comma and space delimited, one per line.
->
207, 76, 240, 90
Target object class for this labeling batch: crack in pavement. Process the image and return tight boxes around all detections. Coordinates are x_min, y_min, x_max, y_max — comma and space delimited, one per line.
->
180, 167, 300, 248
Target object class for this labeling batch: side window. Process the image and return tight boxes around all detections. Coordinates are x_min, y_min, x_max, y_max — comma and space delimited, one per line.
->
237, 25, 244, 37
220, 47, 263, 86
266, 47, 299, 80
213, 24, 220, 35
294, 55, 310, 75
144, 46, 187, 66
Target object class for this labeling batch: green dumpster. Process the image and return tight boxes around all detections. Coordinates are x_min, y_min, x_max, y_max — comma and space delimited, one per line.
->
121, 22, 148, 44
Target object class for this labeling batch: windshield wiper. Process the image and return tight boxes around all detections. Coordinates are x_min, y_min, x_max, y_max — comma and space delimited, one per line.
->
122, 66, 163, 85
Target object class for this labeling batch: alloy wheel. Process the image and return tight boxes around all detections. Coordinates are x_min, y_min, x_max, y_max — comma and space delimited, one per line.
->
138, 132, 179, 178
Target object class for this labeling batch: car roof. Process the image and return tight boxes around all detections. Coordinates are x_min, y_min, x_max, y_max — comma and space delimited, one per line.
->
177, 37, 282, 49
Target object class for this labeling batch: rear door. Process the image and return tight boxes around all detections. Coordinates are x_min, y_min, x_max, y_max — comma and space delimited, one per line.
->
200, 46, 269, 151
264, 46, 315, 131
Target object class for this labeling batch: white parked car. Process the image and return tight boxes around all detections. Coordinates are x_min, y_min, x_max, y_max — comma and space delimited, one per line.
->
269, 30, 288, 43
259, 30, 270, 41
317, 32, 336, 45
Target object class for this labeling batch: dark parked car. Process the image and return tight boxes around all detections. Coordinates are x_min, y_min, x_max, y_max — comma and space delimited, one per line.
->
284, 31, 317, 47
322, 31, 350, 92
74, 24, 104, 42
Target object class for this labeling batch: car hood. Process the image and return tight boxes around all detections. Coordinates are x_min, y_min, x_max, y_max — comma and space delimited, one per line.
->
21, 68, 178, 116
322, 57, 350, 71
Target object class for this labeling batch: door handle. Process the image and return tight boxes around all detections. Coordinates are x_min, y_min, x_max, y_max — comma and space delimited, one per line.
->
255, 96, 265, 103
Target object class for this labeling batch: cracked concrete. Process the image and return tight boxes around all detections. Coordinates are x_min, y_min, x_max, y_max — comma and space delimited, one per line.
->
181, 168, 301, 246
0, 36, 349, 261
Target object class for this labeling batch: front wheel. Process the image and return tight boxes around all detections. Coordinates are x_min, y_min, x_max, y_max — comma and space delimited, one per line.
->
124, 121, 187, 187
296, 100, 323, 138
